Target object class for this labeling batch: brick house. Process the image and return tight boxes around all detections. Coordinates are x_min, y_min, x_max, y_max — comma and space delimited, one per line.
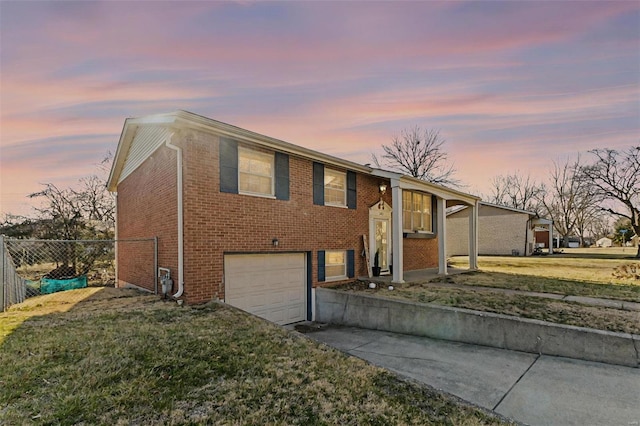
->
446, 202, 553, 256
107, 111, 480, 324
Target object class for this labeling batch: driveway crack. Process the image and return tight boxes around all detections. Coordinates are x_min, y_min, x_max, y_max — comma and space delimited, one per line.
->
493, 354, 540, 411
351, 348, 439, 363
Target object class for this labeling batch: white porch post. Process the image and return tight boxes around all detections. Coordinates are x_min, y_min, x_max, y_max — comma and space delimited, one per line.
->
437, 196, 448, 275
391, 179, 404, 284
468, 201, 478, 270
548, 223, 553, 255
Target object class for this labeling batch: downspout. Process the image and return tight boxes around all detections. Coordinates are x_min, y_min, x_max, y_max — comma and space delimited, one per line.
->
165, 135, 185, 298
114, 193, 119, 288
525, 217, 531, 256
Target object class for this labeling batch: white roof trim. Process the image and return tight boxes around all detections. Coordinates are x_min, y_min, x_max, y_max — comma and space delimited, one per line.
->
446, 202, 554, 224
108, 110, 372, 191
107, 111, 480, 208
479, 201, 536, 216
371, 169, 480, 205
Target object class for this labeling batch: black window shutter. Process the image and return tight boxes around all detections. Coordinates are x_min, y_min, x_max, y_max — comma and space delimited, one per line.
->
219, 138, 238, 193
274, 152, 289, 200
317, 250, 326, 282
347, 171, 357, 209
313, 162, 324, 205
347, 250, 355, 278
431, 196, 437, 232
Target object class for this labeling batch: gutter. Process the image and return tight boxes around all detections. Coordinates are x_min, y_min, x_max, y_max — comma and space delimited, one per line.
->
165, 134, 184, 298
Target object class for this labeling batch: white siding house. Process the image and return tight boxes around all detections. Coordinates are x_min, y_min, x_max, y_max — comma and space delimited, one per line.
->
447, 202, 552, 257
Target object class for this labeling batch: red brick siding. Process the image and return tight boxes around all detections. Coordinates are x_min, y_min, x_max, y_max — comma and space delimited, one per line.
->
403, 238, 438, 270
116, 145, 178, 292
116, 129, 439, 303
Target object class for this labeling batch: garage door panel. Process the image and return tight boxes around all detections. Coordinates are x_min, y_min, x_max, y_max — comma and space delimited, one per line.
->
224, 253, 306, 325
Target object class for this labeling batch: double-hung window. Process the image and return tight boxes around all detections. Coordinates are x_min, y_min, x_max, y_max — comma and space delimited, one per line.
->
402, 191, 432, 232
238, 147, 274, 197
325, 250, 347, 280
318, 249, 355, 282
220, 138, 289, 200
313, 163, 356, 209
324, 169, 346, 207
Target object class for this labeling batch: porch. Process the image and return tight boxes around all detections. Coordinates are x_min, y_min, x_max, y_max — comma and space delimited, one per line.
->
370, 169, 481, 284
358, 267, 471, 286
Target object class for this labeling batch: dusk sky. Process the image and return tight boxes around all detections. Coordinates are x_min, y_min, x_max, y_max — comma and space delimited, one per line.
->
1, 1, 639, 217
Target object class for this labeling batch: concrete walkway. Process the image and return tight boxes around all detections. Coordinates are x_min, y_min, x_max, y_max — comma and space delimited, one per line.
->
305, 326, 640, 426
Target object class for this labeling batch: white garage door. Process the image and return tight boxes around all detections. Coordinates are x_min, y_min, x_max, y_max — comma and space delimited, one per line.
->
224, 253, 306, 325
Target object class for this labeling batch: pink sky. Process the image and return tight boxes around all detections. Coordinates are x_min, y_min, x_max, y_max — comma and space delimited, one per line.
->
1, 1, 639, 217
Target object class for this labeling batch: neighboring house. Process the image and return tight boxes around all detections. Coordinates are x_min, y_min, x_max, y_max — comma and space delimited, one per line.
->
631, 235, 639, 248
446, 202, 553, 257
535, 229, 550, 248
107, 111, 480, 324
596, 237, 612, 248
561, 236, 581, 248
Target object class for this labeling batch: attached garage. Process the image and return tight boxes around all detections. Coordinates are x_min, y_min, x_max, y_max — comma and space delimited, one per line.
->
224, 253, 308, 325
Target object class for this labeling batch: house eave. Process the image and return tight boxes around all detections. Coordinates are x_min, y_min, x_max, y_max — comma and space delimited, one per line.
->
479, 201, 536, 216
371, 169, 480, 205
170, 110, 373, 173
107, 110, 373, 191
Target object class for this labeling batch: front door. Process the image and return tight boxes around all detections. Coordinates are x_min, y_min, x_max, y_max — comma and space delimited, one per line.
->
374, 218, 390, 273
369, 201, 392, 275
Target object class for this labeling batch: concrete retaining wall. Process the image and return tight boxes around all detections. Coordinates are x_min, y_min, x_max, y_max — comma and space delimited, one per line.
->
315, 288, 640, 368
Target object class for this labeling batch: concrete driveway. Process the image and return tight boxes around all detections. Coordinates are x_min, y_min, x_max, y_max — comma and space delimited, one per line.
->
306, 326, 640, 426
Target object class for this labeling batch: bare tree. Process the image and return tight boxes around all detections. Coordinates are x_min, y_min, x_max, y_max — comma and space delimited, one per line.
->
487, 172, 543, 213
78, 175, 115, 224
29, 183, 86, 241
586, 213, 612, 241
573, 187, 605, 247
581, 146, 640, 258
539, 156, 589, 247
372, 126, 460, 186
27, 152, 115, 240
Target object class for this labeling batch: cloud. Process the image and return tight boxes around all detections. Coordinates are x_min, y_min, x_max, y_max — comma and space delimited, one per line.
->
0, 1, 638, 216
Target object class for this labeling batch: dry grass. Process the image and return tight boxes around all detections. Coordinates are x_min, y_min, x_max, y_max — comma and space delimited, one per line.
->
448, 248, 639, 302
0, 288, 508, 425
342, 281, 640, 334
336, 249, 639, 334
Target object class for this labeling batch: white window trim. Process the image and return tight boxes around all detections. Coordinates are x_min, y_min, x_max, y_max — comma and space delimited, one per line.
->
325, 250, 347, 281
238, 146, 275, 198
402, 190, 432, 232
324, 168, 347, 207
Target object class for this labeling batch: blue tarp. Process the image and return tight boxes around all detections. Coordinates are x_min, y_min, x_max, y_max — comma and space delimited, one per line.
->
40, 275, 88, 294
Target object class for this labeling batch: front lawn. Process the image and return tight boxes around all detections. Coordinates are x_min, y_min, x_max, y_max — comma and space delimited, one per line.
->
0, 288, 507, 425
339, 280, 639, 334
448, 250, 639, 302
335, 250, 639, 334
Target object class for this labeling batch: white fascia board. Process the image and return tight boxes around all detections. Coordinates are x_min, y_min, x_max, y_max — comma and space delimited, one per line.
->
169, 111, 372, 174
107, 119, 139, 192
479, 201, 536, 216
371, 169, 480, 205
446, 205, 468, 216
532, 217, 553, 226
107, 110, 373, 192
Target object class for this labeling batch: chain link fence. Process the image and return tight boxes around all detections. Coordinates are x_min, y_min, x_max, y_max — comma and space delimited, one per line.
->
1, 236, 157, 312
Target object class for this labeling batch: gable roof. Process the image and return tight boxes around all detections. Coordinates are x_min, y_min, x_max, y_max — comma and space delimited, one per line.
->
371, 169, 479, 205
446, 201, 536, 217
107, 110, 480, 206
108, 110, 373, 191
